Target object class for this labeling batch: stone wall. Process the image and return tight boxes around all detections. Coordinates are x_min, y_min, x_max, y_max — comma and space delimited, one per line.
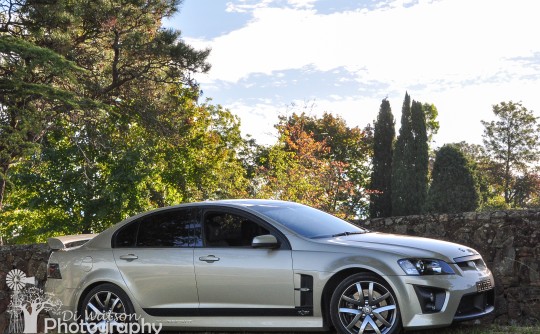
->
361, 209, 540, 326
0, 209, 538, 332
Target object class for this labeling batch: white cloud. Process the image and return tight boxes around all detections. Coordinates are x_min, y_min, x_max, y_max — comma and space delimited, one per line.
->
189, 0, 540, 87
231, 79, 540, 148
185, 0, 540, 147
227, 101, 281, 145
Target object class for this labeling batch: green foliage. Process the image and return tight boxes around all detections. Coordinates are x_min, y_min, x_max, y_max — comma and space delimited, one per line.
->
423, 102, 439, 143
392, 92, 413, 216
425, 145, 480, 214
2, 87, 249, 242
391, 93, 432, 216
481, 101, 540, 205
392, 93, 430, 216
411, 100, 429, 213
369, 98, 395, 218
256, 112, 372, 218
0, 0, 217, 244
0, 34, 99, 221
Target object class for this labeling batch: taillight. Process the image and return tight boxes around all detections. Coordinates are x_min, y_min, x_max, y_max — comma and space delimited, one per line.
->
48, 263, 62, 279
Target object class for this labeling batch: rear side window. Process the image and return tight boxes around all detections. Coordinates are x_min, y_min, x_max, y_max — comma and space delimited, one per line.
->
114, 221, 139, 247
113, 208, 202, 248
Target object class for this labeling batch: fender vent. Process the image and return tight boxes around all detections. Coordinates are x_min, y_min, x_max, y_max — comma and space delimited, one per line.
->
294, 274, 313, 316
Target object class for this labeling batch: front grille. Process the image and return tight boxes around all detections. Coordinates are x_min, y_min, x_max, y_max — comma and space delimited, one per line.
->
456, 258, 487, 271
454, 289, 495, 321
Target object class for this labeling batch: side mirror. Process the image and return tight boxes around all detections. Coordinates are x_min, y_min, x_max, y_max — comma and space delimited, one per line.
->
251, 234, 280, 249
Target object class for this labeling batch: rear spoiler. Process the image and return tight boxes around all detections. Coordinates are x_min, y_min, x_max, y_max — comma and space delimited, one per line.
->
47, 234, 97, 250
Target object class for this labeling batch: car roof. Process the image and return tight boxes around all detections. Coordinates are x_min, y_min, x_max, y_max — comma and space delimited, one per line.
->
139, 199, 302, 215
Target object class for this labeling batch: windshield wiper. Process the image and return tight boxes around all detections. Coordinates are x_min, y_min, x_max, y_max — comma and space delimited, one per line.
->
310, 230, 369, 239
331, 231, 367, 237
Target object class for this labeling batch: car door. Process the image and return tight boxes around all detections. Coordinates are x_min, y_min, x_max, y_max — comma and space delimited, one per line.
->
113, 208, 201, 311
193, 208, 296, 315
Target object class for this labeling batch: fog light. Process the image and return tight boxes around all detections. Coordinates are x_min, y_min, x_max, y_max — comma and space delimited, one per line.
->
414, 286, 446, 313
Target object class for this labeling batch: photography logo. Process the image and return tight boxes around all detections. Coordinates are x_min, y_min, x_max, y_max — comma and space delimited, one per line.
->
4, 269, 162, 334
5, 269, 61, 333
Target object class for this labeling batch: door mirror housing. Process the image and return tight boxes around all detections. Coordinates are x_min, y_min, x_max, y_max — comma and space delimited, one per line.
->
252, 234, 280, 249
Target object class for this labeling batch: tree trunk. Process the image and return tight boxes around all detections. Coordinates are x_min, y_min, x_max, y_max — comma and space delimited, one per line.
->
22, 308, 40, 334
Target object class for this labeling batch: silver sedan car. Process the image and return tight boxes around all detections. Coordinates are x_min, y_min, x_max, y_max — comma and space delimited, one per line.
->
45, 199, 495, 334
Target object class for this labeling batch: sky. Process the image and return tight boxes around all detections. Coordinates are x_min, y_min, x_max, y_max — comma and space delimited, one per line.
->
164, 0, 540, 147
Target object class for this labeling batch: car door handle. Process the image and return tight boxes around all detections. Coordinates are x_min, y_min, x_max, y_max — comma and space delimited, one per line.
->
199, 255, 220, 263
119, 254, 138, 261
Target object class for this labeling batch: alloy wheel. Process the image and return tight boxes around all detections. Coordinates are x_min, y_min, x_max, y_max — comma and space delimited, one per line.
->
83, 289, 130, 333
336, 280, 398, 334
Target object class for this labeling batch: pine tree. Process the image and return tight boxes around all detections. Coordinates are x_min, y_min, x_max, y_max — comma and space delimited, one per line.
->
370, 99, 395, 218
411, 100, 429, 213
426, 145, 480, 213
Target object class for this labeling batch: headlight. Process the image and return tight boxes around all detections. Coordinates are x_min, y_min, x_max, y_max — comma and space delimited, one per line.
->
398, 259, 455, 275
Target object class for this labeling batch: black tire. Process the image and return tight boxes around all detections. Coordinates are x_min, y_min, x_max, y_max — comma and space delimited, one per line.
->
80, 283, 135, 334
330, 273, 402, 334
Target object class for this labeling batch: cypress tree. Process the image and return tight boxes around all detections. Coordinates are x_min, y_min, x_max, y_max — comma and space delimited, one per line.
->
370, 98, 395, 218
411, 100, 429, 212
391, 94, 431, 216
391, 92, 415, 216
426, 145, 480, 213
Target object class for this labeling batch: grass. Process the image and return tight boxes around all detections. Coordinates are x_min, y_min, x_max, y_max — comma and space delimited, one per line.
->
407, 324, 540, 334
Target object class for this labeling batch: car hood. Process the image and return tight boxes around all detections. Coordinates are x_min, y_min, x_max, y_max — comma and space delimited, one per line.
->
324, 232, 479, 262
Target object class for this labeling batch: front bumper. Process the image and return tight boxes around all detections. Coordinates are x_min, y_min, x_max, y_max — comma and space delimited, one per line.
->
386, 268, 495, 329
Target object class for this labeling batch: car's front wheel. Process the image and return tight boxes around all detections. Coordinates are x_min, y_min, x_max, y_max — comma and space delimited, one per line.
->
80, 283, 135, 334
330, 273, 401, 334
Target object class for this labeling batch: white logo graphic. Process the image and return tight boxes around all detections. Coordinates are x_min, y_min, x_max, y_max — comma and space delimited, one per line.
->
6, 269, 62, 333
5, 269, 162, 334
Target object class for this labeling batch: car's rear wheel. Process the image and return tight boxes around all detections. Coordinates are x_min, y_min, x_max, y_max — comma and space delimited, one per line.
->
330, 273, 401, 334
80, 283, 135, 334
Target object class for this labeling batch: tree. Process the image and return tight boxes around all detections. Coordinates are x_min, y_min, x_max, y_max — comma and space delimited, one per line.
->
8, 286, 62, 333
3, 91, 249, 243
452, 141, 506, 209
411, 100, 429, 212
0, 0, 220, 243
0, 35, 93, 210
425, 145, 480, 213
256, 112, 372, 218
481, 101, 540, 205
511, 171, 540, 208
423, 103, 440, 143
392, 93, 413, 216
391, 93, 432, 215
369, 98, 395, 218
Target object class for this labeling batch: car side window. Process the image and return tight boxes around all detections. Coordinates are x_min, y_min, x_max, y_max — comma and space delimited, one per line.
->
204, 212, 269, 247
114, 209, 202, 248
137, 209, 202, 248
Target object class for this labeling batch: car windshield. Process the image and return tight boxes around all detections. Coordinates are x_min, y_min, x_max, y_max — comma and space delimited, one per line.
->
247, 202, 368, 238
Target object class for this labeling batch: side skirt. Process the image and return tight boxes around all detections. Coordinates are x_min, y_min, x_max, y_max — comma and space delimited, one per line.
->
143, 306, 314, 317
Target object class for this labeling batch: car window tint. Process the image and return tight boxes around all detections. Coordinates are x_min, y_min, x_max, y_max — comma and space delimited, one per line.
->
136, 209, 202, 248
204, 212, 269, 247
114, 221, 139, 248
